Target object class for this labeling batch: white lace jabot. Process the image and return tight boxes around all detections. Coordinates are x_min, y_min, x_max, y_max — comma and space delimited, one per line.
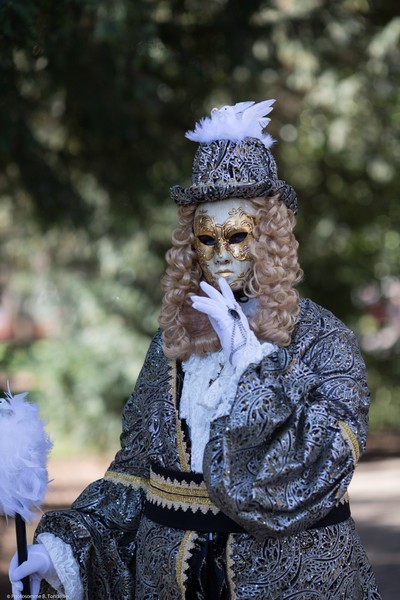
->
180, 328, 275, 473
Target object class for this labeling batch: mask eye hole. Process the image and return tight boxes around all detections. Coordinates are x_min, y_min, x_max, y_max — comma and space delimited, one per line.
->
198, 235, 215, 246
229, 232, 248, 244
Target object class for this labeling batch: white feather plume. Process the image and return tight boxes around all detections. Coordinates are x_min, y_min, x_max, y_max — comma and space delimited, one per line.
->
0, 389, 52, 523
186, 99, 276, 148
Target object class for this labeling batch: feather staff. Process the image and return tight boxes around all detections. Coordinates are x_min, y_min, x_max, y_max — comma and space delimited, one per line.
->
0, 389, 52, 596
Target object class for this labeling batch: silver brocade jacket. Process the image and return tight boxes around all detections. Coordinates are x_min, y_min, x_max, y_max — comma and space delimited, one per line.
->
36, 298, 381, 599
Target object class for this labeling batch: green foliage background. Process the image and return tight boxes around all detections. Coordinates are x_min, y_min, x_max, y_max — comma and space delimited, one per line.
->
1, 0, 399, 453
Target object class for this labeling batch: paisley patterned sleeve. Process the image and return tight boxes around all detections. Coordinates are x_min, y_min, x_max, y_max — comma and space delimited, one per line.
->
34, 331, 166, 599
203, 300, 370, 540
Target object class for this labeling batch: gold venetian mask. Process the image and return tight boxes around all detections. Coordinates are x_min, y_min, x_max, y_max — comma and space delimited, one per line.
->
193, 199, 256, 290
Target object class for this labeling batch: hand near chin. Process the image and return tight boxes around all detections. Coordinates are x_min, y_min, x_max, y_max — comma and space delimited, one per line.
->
191, 277, 250, 367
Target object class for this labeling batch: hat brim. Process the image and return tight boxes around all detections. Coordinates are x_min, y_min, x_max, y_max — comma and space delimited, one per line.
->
170, 179, 297, 214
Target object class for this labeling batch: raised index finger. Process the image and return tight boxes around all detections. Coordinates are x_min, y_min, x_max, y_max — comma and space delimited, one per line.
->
199, 281, 225, 303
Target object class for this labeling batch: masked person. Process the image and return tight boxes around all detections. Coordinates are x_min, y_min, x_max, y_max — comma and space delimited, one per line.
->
10, 100, 381, 599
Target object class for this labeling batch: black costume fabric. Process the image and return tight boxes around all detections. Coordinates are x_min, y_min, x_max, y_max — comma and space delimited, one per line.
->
36, 299, 381, 599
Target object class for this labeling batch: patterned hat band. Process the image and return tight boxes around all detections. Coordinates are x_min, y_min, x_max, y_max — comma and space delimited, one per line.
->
170, 137, 298, 214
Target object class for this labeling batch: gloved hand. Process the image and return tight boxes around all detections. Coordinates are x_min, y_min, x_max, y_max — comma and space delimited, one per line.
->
9, 543, 57, 600
191, 278, 250, 368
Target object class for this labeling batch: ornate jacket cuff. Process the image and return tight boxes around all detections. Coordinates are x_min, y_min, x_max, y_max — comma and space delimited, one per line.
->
37, 533, 83, 600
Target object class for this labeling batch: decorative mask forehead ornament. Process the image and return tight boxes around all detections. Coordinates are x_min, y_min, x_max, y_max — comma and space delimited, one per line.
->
170, 99, 298, 290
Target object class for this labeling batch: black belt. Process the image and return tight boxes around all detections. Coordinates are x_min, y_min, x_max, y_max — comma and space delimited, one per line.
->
144, 463, 351, 534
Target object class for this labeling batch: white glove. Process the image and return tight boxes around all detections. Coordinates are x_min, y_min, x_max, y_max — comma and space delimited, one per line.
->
191, 278, 250, 368
9, 543, 57, 599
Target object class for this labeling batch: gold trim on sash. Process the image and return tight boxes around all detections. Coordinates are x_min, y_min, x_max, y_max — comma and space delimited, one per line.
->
147, 467, 220, 515
104, 470, 148, 489
338, 491, 349, 505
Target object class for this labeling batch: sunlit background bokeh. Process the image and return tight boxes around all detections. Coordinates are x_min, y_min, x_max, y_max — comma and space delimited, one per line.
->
1, 0, 399, 454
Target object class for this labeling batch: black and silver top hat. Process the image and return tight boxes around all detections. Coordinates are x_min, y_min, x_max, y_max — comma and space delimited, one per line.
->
170, 100, 298, 214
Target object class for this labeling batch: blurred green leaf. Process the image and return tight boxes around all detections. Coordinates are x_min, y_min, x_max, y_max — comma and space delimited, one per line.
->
1, 0, 399, 449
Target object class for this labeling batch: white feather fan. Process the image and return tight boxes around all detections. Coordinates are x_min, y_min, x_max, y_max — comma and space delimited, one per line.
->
186, 99, 276, 148
0, 390, 52, 523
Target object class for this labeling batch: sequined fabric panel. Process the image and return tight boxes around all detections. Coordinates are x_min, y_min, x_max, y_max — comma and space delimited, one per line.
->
36, 478, 144, 599
109, 330, 185, 476
204, 299, 372, 539
135, 516, 186, 599
229, 519, 381, 600
171, 138, 298, 213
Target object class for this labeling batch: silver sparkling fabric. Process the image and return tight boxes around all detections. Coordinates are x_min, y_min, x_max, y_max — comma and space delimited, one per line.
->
170, 138, 298, 214
35, 298, 381, 599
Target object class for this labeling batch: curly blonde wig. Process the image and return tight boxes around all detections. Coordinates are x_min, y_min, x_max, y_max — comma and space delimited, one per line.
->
159, 195, 303, 360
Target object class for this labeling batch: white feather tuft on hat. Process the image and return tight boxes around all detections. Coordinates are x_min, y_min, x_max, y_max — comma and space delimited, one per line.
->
185, 99, 276, 148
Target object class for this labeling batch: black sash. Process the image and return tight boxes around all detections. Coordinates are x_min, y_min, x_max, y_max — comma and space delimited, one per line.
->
144, 464, 351, 534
